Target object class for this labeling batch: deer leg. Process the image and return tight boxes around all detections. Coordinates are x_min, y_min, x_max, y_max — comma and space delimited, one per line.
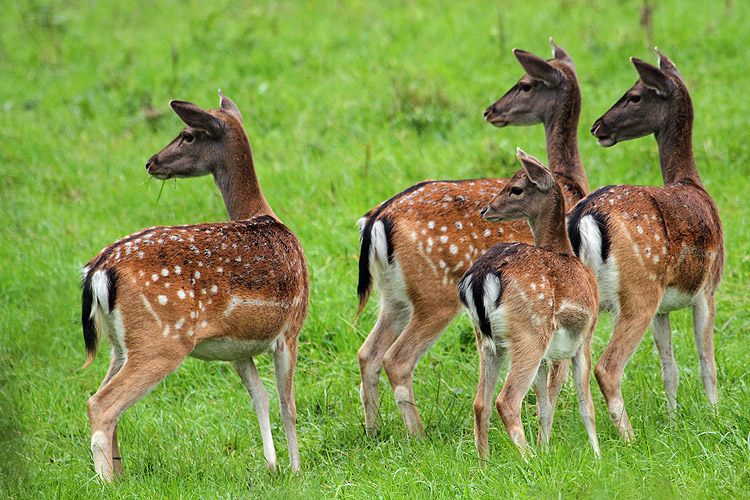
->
382, 303, 460, 437
539, 359, 569, 445
98, 354, 127, 476
358, 301, 411, 435
693, 291, 718, 406
651, 312, 679, 416
273, 336, 300, 473
473, 336, 506, 464
233, 357, 277, 472
533, 361, 551, 452
594, 301, 658, 442
87, 352, 186, 482
495, 345, 546, 459
571, 342, 600, 457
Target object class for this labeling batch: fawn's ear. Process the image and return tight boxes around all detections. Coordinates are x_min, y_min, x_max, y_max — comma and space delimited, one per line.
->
513, 49, 563, 88
654, 47, 683, 82
550, 38, 575, 69
631, 57, 675, 97
516, 148, 555, 191
170, 100, 225, 137
218, 89, 243, 124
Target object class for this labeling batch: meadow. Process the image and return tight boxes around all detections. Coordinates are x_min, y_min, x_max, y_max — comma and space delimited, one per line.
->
1, 0, 749, 498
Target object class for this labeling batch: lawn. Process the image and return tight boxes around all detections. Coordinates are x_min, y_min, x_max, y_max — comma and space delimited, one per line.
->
1, 0, 749, 498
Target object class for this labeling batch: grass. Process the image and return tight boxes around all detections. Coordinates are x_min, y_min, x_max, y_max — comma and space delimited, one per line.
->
2, 0, 750, 498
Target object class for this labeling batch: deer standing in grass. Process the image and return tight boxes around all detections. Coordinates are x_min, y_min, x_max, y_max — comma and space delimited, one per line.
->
356, 39, 589, 437
459, 149, 600, 460
570, 51, 724, 439
80, 91, 308, 481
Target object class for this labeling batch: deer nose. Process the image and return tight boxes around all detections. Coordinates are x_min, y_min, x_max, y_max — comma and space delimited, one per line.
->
590, 120, 601, 136
483, 107, 492, 119
146, 156, 157, 171
480, 205, 488, 217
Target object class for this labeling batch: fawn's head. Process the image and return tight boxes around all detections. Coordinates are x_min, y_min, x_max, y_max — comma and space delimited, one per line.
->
481, 148, 557, 223
484, 38, 579, 127
591, 49, 690, 147
146, 90, 248, 180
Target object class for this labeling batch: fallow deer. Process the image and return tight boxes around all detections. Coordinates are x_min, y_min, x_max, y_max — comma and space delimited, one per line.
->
356, 39, 589, 437
80, 91, 309, 481
571, 50, 724, 439
459, 149, 600, 460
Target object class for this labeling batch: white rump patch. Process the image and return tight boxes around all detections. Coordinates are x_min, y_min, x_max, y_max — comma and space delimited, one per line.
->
577, 215, 604, 272
89, 269, 111, 317
370, 220, 390, 268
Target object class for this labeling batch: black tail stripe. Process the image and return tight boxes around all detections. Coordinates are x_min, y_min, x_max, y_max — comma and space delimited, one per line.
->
567, 185, 615, 260
81, 272, 97, 356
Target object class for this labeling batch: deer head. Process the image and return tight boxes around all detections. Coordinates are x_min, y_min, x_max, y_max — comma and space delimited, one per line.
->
481, 148, 557, 223
146, 90, 246, 180
484, 39, 579, 128
591, 49, 690, 147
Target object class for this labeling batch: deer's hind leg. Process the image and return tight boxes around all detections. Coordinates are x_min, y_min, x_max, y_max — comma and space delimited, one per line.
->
87, 345, 188, 482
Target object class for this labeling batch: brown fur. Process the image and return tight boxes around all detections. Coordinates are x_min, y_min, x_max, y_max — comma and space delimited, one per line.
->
356, 41, 589, 436
579, 52, 724, 438
81, 92, 308, 481
460, 150, 600, 460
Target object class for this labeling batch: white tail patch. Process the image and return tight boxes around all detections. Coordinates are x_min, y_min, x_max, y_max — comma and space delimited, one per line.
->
89, 269, 112, 318
578, 215, 604, 271
370, 220, 390, 268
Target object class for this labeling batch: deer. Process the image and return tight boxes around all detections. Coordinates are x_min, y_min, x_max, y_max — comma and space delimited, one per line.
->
355, 39, 590, 437
459, 148, 600, 461
566, 50, 724, 440
80, 91, 309, 482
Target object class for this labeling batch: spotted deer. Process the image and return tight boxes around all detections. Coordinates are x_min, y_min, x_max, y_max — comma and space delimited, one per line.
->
569, 50, 724, 439
80, 91, 309, 481
459, 149, 600, 460
356, 39, 589, 437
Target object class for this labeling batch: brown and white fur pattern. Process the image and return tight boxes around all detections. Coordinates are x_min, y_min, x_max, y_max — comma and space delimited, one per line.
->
459, 149, 600, 460
81, 92, 309, 481
356, 39, 589, 437
571, 50, 724, 439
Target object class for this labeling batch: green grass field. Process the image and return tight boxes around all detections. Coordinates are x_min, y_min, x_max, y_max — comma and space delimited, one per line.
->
2, 0, 749, 498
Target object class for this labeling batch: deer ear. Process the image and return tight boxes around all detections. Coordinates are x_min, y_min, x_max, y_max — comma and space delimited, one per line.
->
516, 148, 555, 191
514, 49, 562, 88
654, 48, 683, 81
170, 100, 225, 138
550, 38, 575, 69
218, 89, 243, 124
631, 57, 675, 97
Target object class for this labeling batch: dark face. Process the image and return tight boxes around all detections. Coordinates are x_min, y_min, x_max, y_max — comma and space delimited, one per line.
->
481, 169, 547, 223
484, 56, 577, 129
145, 107, 230, 180
590, 80, 669, 147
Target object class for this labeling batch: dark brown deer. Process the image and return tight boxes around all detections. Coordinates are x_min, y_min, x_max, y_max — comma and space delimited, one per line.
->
459, 149, 600, 460
356, 39, 589, 437
570, 50, 724, 439
81, 91, 309, 481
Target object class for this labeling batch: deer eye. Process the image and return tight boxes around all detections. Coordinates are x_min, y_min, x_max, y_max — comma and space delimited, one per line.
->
627, 94, 641, 104
182, 132, 194, 143
519, 82, 532, 92
510, 186, 523, 196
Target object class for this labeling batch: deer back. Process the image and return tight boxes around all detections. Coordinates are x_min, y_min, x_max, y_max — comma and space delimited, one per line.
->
82, 216, 308, 360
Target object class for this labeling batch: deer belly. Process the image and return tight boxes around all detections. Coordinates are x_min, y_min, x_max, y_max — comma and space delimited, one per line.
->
189, 336, 277, 361
657, 287, 695, 314
545, 327, 582, 360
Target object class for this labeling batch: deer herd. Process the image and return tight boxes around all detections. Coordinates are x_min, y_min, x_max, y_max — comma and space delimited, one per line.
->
79, 40, 724, 481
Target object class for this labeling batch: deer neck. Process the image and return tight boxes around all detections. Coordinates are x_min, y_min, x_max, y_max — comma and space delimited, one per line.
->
528, 188, 574, 256
655, 99, 702, 186
543, 92, 588, 195
214, 140, 277, 222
